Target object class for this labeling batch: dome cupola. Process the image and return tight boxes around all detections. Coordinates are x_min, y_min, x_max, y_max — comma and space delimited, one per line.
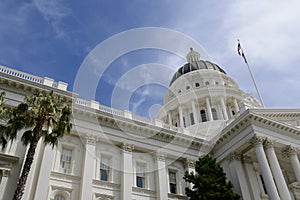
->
157, 48, 261, 140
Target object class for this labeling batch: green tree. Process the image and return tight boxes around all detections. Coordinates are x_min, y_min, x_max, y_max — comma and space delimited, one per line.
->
0, 90, 72, 200
183, 155, 240, 200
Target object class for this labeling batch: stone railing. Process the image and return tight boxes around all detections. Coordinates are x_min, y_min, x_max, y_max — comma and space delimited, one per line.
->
0, 65, 68, 91
73, 98, 189, 135
0, 65, 189, 135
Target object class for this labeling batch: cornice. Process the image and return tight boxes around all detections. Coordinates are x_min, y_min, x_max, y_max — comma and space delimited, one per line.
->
215, 109, 300, 147
73, 104, 208, 151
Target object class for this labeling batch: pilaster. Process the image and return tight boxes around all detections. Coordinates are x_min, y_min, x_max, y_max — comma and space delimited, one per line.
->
121, 142, 134, 200
155, 151, 168, 200
80, 136, 97, 200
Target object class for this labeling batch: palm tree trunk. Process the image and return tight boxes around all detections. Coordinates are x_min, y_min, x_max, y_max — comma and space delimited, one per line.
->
12, 121, 43, 200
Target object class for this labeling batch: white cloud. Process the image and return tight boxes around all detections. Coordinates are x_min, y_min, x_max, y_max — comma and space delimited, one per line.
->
33, 0, 71, 39
225, 0, 300, 68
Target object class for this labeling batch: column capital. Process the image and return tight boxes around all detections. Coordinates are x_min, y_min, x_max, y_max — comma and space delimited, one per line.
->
86, 135, 97, 145
242, 155, 253, 164
227, 152, 241, 161
264, 138, 276, 150
121, 142, 135, 152
155, 151, 167, 161
250, 136, 265, 147
282, 145, 298, 158
185, 158, 196, 168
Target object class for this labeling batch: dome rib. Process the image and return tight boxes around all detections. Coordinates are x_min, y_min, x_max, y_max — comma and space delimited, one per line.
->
169, 60, 226, 86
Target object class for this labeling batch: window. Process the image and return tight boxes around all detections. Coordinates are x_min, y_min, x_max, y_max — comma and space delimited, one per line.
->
200, 110, 207, 122
136, 163, 146, 188
205, 81, 209, 86
178, 90, 181, 94
186, 86, 190, 90
0, 170, 2, 185
211, 108, 218, 120
232, 110, 235, 116
215, 81, 219, 85
54, 194, 65, 200
169, 171, 177, 194
195, 82, 200, 87
183, 117, 186, 127
100, 156, 111, 181
60, 148, 72, 173
190, 113, 195, 125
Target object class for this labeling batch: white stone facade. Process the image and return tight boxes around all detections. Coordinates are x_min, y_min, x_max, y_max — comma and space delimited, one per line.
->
0, 49, 300, 200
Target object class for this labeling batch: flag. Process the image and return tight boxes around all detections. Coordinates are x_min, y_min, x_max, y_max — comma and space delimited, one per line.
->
237, 40, 247, 63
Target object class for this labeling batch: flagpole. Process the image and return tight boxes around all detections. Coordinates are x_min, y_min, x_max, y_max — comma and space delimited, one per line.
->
237, 40, 265, 107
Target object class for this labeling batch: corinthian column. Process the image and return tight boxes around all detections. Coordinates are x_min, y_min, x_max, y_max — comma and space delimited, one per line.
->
250, 136, 280, 200
264, 140, 292, 200
206, 98, 213, 121
228, 153, 251, 199
220, 97, 229, 120
282, 145, 300, 186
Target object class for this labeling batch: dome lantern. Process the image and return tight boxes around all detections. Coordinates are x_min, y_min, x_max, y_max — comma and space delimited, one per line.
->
186, 48, 200, 62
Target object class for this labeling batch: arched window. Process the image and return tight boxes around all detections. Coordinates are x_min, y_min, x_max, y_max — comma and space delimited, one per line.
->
54, 194, 65, 200
211, 108, 218, 120
200, 110, 207, 122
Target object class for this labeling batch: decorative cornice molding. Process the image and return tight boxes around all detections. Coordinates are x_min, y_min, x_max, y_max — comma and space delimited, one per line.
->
121, 142, 134, 152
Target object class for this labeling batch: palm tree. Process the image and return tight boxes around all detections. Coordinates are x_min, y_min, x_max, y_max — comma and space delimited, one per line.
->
0, 90, 72, 200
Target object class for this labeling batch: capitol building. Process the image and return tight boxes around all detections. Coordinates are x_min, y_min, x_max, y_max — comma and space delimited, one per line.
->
0, 48, 300, 200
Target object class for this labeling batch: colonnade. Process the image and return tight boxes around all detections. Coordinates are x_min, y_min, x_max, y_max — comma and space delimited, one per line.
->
228, 136, 300, 200
167, 97, 240, 127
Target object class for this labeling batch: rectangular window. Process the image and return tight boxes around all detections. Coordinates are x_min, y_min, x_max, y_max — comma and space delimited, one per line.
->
60, 148, 72, 173
169, 171, 177, 194
100, 156, 111, 181
136, 163, 146, 188
190, 113, 195, 125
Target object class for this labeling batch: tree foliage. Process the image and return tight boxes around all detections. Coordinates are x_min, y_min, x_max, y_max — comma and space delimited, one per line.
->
183, 155, 240, 200
0, 90, 72, 200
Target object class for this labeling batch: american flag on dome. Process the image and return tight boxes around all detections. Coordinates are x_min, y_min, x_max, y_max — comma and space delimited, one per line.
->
237, 40, 247, 63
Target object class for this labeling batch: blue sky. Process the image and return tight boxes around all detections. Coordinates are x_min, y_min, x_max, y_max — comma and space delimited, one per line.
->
1, 0, 300, 118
